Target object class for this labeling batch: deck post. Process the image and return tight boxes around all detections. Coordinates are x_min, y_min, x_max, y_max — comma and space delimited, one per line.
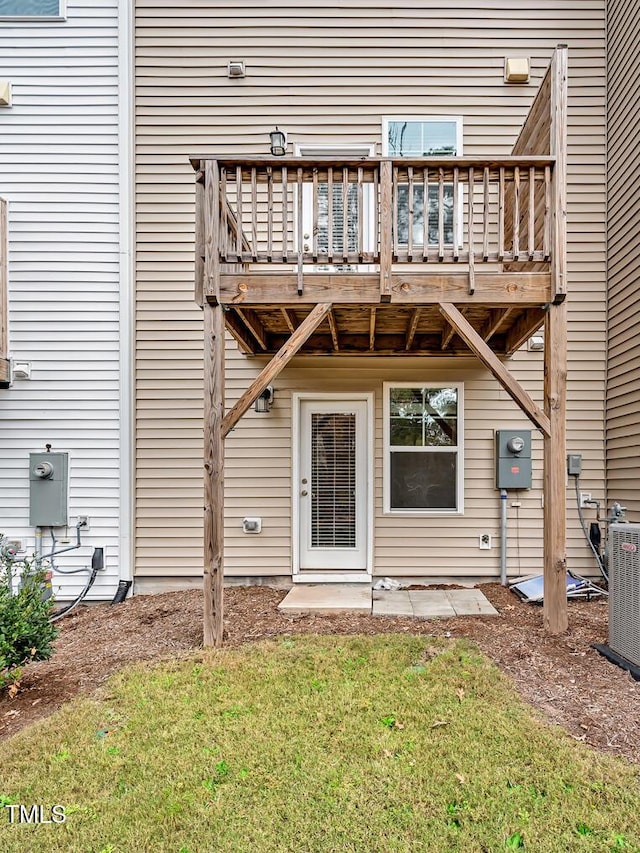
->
203, 298, 225, 648
203, 159, 225, 647
542, 44, 569, 634
543, 302, 567, 634
379, 160, 392, 300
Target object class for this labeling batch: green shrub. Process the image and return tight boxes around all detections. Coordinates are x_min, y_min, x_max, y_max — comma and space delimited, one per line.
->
0, 536, 58, 691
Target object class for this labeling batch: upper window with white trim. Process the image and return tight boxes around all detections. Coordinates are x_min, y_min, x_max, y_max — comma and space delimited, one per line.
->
0, 0, 66, 19
382, 116, 462, 246
383, 383, 463, 514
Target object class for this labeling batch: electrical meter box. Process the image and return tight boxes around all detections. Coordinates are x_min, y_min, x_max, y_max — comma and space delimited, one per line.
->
29, 452, 68, 527
495, 429, 532, 490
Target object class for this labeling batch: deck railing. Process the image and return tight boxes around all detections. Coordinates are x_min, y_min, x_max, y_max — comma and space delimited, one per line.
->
205, 156, 555, 273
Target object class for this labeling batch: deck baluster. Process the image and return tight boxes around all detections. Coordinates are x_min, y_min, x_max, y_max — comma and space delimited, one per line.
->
266, 166, 273, 262
468, 166, 475, 294
528, 166, 536, 260
281, 165, 288, 263
513, 165, 520, 261
453, 167, 460, 262
438, 167, 445, 262
235, 166, 243, 262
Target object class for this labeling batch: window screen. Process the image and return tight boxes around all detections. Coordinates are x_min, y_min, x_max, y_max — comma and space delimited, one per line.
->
0, 0, 63, 16
386, 385, 462, 512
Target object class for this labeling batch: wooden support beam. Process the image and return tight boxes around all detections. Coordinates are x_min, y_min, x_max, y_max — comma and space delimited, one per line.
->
550, 45, 568, 301
441, 307, 465, 350
505, 307, 547, 356
438, 302, 550, 436
221, 273, 381, 305
327, 309, 340, 351
281, 308, 297, 333
369, 307, 376, 351
224, 309, 258, 354
219, 271, 551, 307
392, 272, 550, 305
405, 307, 421, 351
543, 300, 568, 634
482, 307, 514, 342
222, 303, 332, 438
204, 161, 220, 303
194, 177, 205, 308
203, 299, 225, 648
235, 308, 268, 350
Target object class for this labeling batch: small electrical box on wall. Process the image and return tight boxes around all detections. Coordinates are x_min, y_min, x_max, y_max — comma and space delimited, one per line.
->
495, 429, 532, 490
29, 451, 69, 527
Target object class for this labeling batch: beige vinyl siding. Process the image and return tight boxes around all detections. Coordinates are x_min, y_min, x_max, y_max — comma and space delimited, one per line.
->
135, 1, 606, 588
606, 0, 640, 519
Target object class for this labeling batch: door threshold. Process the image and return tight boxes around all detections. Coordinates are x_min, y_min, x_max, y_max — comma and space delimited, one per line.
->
293, 572, 371, 584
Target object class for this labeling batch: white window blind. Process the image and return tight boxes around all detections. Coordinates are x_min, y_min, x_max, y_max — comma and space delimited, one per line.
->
316, 182, 359, 256
311, 413, 357, 547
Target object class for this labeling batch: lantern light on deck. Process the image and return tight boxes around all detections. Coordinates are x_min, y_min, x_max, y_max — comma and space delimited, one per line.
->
269, 128, 287, 156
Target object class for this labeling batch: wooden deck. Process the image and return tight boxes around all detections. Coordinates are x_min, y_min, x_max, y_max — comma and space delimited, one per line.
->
195, 45, 570, 645
191, 154, 558, 358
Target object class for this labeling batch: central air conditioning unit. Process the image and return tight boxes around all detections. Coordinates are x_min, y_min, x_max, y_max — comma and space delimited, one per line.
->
608, 522, 640, 668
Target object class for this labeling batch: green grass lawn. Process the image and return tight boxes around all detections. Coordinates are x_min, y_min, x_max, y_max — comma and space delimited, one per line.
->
0, 635, 638, 853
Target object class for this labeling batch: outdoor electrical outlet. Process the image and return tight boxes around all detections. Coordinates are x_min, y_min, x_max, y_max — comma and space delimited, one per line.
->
78, 515, 90, 531
479, 533, 492, 550
579, 493, 592, 509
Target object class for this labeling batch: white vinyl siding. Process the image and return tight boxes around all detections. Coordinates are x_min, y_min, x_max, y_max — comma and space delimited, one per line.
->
135, 1, 606, 588
0, 0, 125, 599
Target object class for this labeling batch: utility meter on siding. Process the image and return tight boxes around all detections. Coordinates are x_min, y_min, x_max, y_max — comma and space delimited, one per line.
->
29, 452, 69, 527
495, 429, 532, 490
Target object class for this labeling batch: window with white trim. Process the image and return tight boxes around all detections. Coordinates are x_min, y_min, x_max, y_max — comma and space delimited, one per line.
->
383, 383, 463, 513
0, 0, 65, 19
382, 116, 462, 246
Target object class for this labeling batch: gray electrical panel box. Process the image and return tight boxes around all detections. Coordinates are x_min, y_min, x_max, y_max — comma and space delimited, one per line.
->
495, 429, 532, 490
29, 452, 69, 527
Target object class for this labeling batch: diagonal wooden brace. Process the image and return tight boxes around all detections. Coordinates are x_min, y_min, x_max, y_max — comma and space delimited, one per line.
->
439, 302, 551, 437
222, 302, 332, 438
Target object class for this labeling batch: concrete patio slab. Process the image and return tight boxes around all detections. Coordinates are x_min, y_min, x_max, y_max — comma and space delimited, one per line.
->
374, 588, 499, 619
277, 584, 499, 618
278, 583, 372, 614
409, 590, 457, 619
444, 589, 499, 616
372, 590, 413, 617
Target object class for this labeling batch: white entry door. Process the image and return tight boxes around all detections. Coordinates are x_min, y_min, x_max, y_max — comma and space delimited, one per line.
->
296, 397, 370, 576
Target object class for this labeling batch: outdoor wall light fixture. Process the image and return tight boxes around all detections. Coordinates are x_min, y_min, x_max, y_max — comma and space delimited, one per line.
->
527, 334, 544, 352
269, 127, 287, 156
254, 386, 275, 413
227, 61, 246, 78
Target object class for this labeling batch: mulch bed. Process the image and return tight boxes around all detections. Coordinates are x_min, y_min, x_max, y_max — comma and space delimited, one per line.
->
1, 583, 639, 765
